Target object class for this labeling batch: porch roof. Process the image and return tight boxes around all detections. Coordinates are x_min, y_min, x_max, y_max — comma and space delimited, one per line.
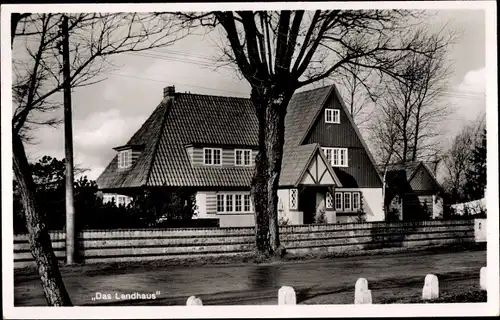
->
279, 143, 342, 187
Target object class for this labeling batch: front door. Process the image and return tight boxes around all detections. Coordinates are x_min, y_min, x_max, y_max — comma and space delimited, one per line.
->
300, 188, 317, 224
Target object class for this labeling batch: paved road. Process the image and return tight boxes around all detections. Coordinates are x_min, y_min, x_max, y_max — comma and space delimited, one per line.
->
14, 249, 485, 306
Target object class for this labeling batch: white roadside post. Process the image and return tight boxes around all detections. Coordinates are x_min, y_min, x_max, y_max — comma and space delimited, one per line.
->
186, 296, 203, 306
480, 267, 487, 291
278, 286, 297, 305
422, 274, 439, 300
354, 278, 372, 304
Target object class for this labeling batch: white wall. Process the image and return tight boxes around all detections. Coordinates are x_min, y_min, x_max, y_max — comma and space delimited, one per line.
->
278, 189, 303, 225
432, 195, 444, 219
194, 192, 207, 219
451, 198, 486, 216
219, 214, 255, 227
359, 188, 384, 222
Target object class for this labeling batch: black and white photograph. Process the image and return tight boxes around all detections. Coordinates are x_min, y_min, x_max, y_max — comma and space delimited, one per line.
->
1, 1, 498, 318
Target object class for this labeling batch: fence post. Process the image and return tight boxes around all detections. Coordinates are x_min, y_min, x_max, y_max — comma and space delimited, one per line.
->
278, 286, 297, 305
354, 278, 372, 304
480, 267, 487, 291
186, 296, 203, 306
422, 274, 439, 300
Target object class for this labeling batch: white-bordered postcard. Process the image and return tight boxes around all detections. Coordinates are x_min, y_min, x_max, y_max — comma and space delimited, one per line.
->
2, 1, 498, 319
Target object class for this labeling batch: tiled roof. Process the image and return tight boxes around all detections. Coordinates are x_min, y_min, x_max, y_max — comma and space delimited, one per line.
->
279, 143, 319, 186
97, 85, 338, 189
96, 99, 170, 189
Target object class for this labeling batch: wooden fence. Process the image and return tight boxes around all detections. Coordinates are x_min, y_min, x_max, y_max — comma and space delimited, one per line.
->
14, 220, 476, 268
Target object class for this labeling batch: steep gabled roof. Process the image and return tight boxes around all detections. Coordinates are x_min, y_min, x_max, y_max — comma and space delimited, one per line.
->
379, 161, 442, 192
96, 98, 171, 189
97, 84, 366, 190
283, 86, 334, 152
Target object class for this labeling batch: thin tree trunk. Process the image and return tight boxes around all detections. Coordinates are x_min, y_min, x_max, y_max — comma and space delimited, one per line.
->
411, 104, 422, 161
62, 15, 76, 264
12, 133, 73, 306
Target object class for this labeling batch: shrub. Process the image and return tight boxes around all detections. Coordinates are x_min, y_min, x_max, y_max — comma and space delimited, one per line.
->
315, 209, 327, 224
278, 216, 290, 226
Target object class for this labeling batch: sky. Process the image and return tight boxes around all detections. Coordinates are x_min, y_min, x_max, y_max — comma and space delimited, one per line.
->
20, 9, 487, 181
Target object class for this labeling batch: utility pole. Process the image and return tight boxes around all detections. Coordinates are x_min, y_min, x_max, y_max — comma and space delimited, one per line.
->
62, 15, 76, 264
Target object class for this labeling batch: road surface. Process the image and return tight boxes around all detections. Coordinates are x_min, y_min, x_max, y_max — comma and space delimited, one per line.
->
14, 249, 485, 306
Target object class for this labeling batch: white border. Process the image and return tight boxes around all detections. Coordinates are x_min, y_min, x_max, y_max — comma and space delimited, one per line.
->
2, 1, 498, 319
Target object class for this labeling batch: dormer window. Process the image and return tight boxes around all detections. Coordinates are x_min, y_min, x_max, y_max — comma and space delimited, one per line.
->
203, 148, 222, 166
113, 144, 144, 169
118, 149, 132, 169
325, 108, 340, 124
235, 149, 252, 166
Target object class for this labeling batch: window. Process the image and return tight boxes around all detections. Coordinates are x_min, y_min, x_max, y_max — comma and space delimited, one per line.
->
344, 193, 352, 211
226, 194, 233, 212
322, 148, 332, 164
325, 109, 340, 124
103, 194, 115, 204
334, 191, 362, 212
290, 189, 298, 210
104, 194, 131, 206
203, 148, 222, 165
335, 192, 343, 210
322, 147, 348, 167
217, 193, 253, 213
352, 192, 361, 211
235, 194, 242, 212
117, 195, 132, 207
333, 148, 339, 165
217, 194, 225, 212
244, 194, 251, 212
235, 149, 252, 166
118, 149, 132, 169
326, 192, 333, 209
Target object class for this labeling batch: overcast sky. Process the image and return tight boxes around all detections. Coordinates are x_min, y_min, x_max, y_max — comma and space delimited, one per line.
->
21, 9, 487, 180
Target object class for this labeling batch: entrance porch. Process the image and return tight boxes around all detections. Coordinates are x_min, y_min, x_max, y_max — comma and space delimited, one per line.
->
277, 144, 342, 225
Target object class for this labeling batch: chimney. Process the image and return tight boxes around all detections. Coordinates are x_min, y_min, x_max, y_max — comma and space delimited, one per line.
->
163, 86, 175, 98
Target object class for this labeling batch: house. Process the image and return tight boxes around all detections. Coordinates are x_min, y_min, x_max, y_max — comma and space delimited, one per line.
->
96, 84, 384, 227
380, 161, 444, 220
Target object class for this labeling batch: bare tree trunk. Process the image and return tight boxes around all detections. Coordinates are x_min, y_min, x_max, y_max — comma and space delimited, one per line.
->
62, 15, 76, 265
411, 103, 423, 161
250, 89, 289, 256
12, 133, 72, 306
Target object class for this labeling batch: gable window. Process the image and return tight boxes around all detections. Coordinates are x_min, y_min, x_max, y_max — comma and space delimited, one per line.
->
322, 147, 348, 167
118, 149, 132, 169
203, 148, 222, 165
235, 149, 252, 166
325, 108, 340, 124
